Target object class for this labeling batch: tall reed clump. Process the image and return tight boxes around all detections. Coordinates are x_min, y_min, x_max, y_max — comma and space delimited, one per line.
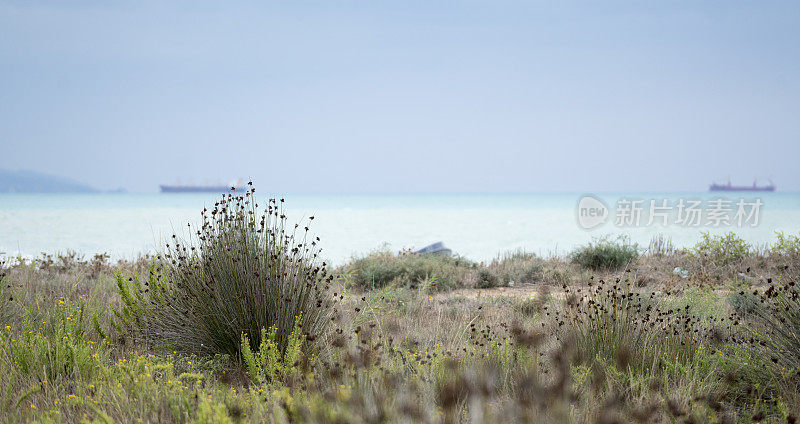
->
147, 185, 334, 358
0, 259, 14, 328
739, 281, 800, 380
552, 276, 710, 376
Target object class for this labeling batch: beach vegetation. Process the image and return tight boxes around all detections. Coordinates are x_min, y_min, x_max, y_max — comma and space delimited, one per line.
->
138, 187, 335, 360
569, 236, 639, 270
343, 249, 475, 291
486, 249, 543, 286
692, 231, 752, 266
3, 210, 800, 421
646, 233, 675, 256
772, 231, 800, 257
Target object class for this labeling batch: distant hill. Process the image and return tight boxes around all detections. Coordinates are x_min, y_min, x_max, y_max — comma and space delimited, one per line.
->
0, 169, 99, 193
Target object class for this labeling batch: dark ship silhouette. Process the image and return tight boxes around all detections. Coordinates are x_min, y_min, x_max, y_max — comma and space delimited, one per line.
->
160, 179, 246, 193
709, 178, 775, 192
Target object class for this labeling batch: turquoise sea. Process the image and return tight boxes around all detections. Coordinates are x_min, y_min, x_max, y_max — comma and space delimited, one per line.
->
1, 192, 799, 265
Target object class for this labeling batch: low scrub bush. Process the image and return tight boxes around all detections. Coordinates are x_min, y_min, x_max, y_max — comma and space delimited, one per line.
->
569, 236, 639, 270
546, 267, 573, 285
476, 268, 499, 288
692, 232, 752, 266
343, 249, 475, 291
728, 287, 762, 318
772, 231, 800, 257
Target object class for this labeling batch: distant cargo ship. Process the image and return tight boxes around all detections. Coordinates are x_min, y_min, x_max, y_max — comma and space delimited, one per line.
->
160, 180, 246, 193
709, 178, 775, 192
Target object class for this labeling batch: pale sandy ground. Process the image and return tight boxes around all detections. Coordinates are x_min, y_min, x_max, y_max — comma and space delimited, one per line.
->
429, 280, 739, 301
432, 283, 544, 300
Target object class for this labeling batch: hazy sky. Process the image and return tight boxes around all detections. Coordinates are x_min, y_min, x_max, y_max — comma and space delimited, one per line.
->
1, 1, 798, 193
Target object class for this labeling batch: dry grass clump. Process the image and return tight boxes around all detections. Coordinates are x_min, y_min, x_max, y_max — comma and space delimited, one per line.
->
482, 250, 544, 287
646, 234, 676, 257
36, 251, 113, 278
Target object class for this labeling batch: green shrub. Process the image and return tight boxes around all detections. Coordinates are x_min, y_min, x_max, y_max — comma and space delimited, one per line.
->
142, 187, 333, 359
0, 297, 105, 387
728, 287, 762, 318
240, 315, 304, 386
476, 269, 499, 289
692, 232, 751, 266
772, 231, 800, 257
344, 250, 474, 291
663, 286, 725, 321
193, 399, 234, 424
110, 259, 168, 343
569, 236, 639, 270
